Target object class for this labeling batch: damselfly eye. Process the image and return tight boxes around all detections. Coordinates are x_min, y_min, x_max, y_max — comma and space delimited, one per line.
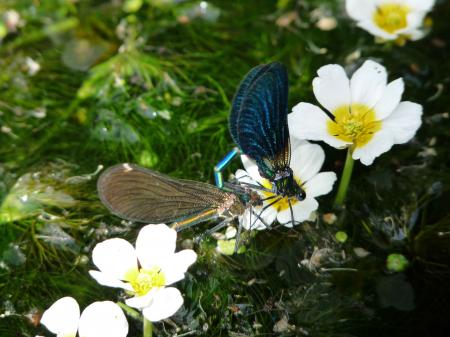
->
296, 189, 306, 201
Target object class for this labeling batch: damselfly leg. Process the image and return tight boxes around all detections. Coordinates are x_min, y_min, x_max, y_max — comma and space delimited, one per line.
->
214, 147, 240, 189
195, 217, 235, 244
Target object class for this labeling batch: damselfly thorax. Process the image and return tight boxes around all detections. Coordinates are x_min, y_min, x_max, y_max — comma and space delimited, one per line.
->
272, 167, 306, 201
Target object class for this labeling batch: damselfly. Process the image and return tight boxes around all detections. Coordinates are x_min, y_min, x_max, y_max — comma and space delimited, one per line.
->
97, 163, 267, 235
215, 62, 305, 226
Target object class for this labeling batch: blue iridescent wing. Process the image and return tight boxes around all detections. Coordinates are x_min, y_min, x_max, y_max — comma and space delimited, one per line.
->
229, 62, 290, 179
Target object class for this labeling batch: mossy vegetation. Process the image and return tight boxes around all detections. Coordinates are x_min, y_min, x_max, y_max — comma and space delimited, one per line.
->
1, 0, 449, 336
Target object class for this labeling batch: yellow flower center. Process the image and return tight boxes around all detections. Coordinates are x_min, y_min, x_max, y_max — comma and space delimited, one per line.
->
126, 266, 166, 296
373, 3, 410, 34
260, 179, 301, 212
327, 104, 382, 148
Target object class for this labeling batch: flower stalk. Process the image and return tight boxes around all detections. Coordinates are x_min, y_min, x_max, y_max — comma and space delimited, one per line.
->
143, 317, 153, 337
117, 302, 141, 321
334, 147, 355, 207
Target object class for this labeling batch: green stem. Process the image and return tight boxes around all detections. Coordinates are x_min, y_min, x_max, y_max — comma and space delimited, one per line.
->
143, 317, 153, 337
117, 302, 141, 321
334, 148, 355, 207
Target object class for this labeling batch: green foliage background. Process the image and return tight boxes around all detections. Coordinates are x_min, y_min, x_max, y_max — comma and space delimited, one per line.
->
0, 0, 449, 336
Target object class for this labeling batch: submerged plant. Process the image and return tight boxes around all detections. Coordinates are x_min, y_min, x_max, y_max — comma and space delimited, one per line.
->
0, 162, 103, 224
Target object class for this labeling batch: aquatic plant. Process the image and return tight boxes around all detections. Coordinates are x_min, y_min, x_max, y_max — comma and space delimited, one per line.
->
346, 0, 435, 44
289, 60, 423, 205
0, 0, 449, 336
89, 224, 196, 323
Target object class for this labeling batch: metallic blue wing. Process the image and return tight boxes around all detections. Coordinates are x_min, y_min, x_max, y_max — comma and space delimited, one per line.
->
229, 62, 290, 179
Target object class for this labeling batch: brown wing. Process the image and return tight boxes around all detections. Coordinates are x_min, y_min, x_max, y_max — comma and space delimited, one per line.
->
97, 163, 232, 223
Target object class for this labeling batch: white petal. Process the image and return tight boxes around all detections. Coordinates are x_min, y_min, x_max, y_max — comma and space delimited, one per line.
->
88, 270, 133, 291
142, 287, 183, 322
276, 197, 318, 226
346, 0, 377, 21
240, 208, 261, 231
41, 297, 79, 337
235, 169, 258, 187
406, 0, 435, 11
136, 224, 176, 269
350, 60, 388, 108
161, 250, 197, 285
240, 205, 277, 231
92, 238, 137, 281
382, 101, 422, 144
408, 28, 426, 41
240, 209, 261, 231
125, 288, 157, 309
304, 172, 337, 198
290, 142, 325, 183
289, 103, 350, 149
78, 301, 128, 337
289, 137, 309, 150
405, 11, 427, 31
357, 19, 398, 39
312, 64, 351, 112
260, 206, 278, 226
225, 226, 237, 239
373, 78, 404, 120
240, 155, 264, 183
392, 12, 425, 38
352, 130, 395, 165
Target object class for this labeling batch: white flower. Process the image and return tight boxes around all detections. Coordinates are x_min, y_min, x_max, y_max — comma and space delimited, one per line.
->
40, 297, 128, 337
346, 0, 435, 42
236, 140, 337, 228
289, 60, 422, 165
89, 224, 197, 322
4, 10, 21, 32
25, 57, 41, 76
